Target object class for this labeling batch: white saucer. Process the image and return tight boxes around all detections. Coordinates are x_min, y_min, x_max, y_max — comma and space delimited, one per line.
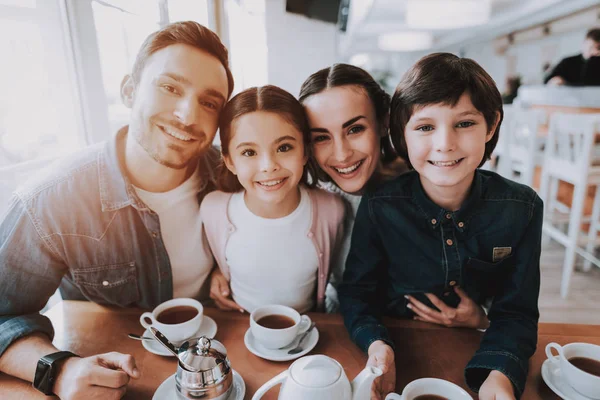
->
541, 359, 594, 400
244, 327, 319, 362
152, 369, 245, 400
142, 316, 218, 356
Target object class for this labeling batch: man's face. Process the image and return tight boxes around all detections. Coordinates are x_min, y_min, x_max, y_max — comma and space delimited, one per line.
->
123, 44, 229, 169
582, 38, 600, 59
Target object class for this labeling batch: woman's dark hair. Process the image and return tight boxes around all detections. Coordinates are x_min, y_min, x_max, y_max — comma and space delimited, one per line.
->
390, 53, 503, 169
299, 63, 398, 183
217, 85, 317, 192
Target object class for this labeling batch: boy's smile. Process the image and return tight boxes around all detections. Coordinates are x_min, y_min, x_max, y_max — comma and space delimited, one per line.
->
404, 92, 498, 210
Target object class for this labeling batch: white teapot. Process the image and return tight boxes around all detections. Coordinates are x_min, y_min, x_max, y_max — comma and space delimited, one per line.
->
252, 355, 398, 400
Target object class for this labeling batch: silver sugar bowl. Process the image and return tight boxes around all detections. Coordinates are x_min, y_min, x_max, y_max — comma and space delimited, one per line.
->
175, 336, 233, 399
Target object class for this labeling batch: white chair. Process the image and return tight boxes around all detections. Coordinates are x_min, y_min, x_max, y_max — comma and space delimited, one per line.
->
496, 106, 547, 188
539, 113, 600, 298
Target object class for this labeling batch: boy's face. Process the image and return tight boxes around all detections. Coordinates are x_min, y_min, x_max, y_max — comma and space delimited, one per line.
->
404, 92, 498, 203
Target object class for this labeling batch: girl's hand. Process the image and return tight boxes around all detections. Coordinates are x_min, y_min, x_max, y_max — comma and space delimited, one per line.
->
479, 370, 516, 400
367, 341, 396, 400
405, 286, 489, 329
208, 268, 244, 312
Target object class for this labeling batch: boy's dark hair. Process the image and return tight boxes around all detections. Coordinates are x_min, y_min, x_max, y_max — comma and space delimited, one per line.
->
586, 28, 600, 43
217, 85, 318, 192
390, 52, 503, 169
299, 64, 398, 183
132, 21, 234, 96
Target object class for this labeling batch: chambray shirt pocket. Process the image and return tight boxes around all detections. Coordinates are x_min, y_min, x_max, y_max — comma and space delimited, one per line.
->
465, 255, 514, 299
71, 261, 140, 306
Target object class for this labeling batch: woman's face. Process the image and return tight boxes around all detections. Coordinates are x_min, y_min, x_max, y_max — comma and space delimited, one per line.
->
302, 86, 381, 194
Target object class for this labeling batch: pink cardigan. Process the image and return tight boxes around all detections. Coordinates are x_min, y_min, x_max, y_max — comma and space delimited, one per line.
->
200, 188, 345, 311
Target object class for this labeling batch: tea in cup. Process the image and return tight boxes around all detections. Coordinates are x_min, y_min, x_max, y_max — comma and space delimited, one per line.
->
546, 342, 600, 399
250, 304, 311, 349
140, 298, 203, 343
385, 378, 473, 400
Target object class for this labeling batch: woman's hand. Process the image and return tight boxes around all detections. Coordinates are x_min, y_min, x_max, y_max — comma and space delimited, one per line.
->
367, 341, 396, 400
208, 268, 244, 312
405, 286, 489, 329
479, 370, 516, 400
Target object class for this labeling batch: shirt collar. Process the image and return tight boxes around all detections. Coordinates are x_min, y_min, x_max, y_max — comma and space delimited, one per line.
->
413, 170, 483, 232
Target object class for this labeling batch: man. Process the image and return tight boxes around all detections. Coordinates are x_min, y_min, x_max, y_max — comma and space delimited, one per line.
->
545, 28, 600, 86
0, 21, 233, 399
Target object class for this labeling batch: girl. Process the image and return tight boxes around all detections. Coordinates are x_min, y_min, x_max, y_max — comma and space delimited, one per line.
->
200, 85, 345, 313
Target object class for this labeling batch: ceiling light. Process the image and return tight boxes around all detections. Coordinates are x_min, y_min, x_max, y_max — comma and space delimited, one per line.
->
378, 32, 433, 52
406, 0, 491, 30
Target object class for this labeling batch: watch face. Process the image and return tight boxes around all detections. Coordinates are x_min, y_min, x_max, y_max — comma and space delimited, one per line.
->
33, 358, 53, 395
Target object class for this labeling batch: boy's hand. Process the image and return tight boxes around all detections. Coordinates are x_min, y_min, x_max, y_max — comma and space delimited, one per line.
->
479, 370, 516, 400
208, 269, 244, 312
405, 286, 489, 329
367, 341, 396, 400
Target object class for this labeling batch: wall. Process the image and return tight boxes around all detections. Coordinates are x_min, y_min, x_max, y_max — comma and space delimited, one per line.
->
264, 0, 338, 96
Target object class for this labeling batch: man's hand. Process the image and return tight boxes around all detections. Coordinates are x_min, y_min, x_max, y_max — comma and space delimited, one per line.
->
209, 268, 244, 312
53, 352, 139, 400
367, 341, 396, 400
405, 286, 489, 329
479, 370, 516, 400
547, 76, 566, 86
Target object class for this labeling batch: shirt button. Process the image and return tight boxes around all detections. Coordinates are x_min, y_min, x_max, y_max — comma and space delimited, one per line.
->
308, 232, 314, 238
102, 280, 109, 286
446, 239, 453, 246
228, 226, 234, 233
431, 219, 437, 225
319, 253, 323, 257
151, 231, 158, 238
449, 280, 457, 286
458, 222, 464, 228
445, 213, 452, 219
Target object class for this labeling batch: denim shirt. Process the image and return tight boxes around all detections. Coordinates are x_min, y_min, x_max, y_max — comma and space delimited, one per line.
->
0, 127, 218, 357
339, 170, 542, 398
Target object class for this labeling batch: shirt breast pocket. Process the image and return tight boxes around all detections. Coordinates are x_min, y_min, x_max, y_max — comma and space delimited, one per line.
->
465, 256, 514, 298
72, 261, 140, 306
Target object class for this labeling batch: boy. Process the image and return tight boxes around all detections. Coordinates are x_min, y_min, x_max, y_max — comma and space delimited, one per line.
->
339, 53, 542, 400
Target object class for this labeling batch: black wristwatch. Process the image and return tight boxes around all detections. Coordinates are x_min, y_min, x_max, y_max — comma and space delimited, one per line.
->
33, 351, 79, 395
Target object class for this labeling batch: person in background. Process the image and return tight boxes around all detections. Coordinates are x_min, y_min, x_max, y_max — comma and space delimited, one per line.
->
545, 27, 600, 86
200, 85, 345, 314
0, 21, 233, 399
340, 53, 541, 400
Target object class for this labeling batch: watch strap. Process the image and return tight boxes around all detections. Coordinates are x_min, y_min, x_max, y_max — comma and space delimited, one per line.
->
33, 351, 78, 395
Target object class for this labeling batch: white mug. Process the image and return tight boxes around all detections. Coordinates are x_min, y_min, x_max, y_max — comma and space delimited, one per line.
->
250, 304, 311, 349
546, 342, 600, 399
140, 298, 203, 343
385, 378, 473, 400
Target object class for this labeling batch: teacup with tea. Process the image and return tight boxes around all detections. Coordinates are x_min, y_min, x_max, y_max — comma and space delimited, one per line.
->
140, 298, 203, 343
385, 378, 473, 400
250, 304, 312, 349
546, 342, 600, 399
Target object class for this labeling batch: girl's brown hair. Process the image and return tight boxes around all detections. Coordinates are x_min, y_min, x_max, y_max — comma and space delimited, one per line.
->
217, 85, 318, 192
390, 52, 503, 169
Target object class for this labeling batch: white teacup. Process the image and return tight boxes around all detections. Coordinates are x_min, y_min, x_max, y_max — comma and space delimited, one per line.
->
546, 342, 600, 399
385, 378, 473, 400
250, 305, 312, 349
140, 298, 203, 343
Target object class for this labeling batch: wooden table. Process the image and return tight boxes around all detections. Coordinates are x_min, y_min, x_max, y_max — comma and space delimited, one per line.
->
1, 301, 599, 399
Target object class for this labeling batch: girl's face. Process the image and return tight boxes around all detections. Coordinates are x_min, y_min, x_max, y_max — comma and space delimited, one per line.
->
303, 86, 381, 195
404, 92, 498, 207
224, 111, 307, 217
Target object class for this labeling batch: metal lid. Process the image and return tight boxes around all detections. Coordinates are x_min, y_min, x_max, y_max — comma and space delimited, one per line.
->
178, 336, 231, 387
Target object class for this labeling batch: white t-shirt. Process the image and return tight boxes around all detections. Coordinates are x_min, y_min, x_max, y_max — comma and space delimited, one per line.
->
134, 168, 213, 299
226, 187, 318, 313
